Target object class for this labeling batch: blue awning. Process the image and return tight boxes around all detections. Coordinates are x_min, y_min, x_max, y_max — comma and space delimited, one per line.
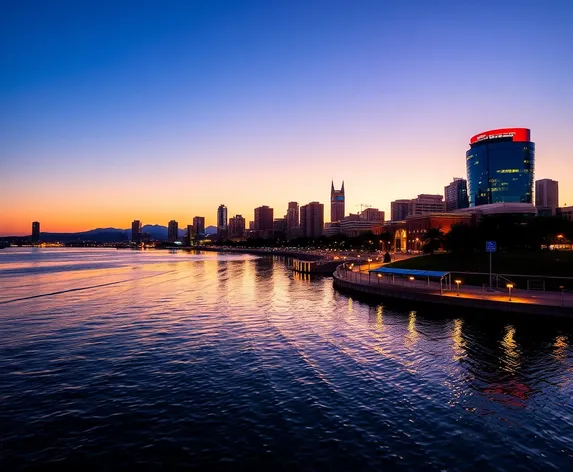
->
369, 267, 450, 278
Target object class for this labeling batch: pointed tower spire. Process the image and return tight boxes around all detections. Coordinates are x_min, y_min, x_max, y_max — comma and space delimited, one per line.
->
331, 180, 335, 196
341, 181, 345, 195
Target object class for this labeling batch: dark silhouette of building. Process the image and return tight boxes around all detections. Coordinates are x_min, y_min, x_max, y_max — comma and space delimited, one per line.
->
466, 128, 535, 207
187, 224, 195, 245
273, 218, 287, 233
535, 179, 559, 216
193, 216, 205, 236
300, 202, 324, 238
444, 178, 469, 211
360, 208, 385, 222
330, 181, 345, 222
286, 201, 299, 229
254, 205, 274, 238
217, 205, 228, 237
229, 214, 246, 238
31, 221, 40, 243
557, 206, 573, 221
391, 195, 446, 220
168, 220, 179, 242
409, 195, 446, 215
131, 220, 142, 243
390, 200, 410, 221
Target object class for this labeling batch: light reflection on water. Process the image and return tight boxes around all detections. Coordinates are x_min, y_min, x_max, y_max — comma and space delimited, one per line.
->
0, 248, 572, 471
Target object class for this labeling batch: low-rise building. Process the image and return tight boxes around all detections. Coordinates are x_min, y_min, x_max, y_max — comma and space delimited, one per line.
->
557, 206, 573, 221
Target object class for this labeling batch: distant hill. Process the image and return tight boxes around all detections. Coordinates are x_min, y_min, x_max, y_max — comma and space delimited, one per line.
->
39, 229, 129, 243
4, 223, 197, 243
205, 226, 217, 235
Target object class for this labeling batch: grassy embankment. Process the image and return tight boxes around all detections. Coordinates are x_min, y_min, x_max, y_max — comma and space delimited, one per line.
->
387, 251, 573, 290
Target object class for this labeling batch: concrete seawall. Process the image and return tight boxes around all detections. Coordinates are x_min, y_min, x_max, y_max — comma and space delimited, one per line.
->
333, 269, 573, 319
196, 246, 325, 261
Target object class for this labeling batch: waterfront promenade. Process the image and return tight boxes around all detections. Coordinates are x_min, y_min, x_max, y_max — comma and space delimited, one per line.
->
333, 264, 573, 318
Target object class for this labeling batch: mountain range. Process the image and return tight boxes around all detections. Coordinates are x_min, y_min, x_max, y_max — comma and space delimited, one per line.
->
7, 225, 218, 243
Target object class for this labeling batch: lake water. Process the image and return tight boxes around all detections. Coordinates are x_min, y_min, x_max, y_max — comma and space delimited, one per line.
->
1, 248, 572, 471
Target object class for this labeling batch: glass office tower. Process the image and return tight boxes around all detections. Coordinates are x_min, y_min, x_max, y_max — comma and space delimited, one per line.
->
466, 128, 535, 207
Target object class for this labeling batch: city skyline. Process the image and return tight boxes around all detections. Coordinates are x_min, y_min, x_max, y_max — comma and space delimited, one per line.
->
2, 1, 573, 235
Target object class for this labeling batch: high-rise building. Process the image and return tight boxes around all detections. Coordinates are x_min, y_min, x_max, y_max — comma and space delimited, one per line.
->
31, 221, 40, 243
254, 205, 274, 238
286, 201, 300, 240
408, 194, 446, 215
390, 200, 410, 221
229, 214, 246, 238
193, 216, 205, 236
466, 128, 535, 207
286, 202, 299, 229
330, 181, 345, 222
300, 202, 324, 238
217, 205, 228, 237
187, 224, 195, 245
131, 220, 142, 243
168, 220, 179, 242
444, 178, 469, 211
360, 208, 385, 222
535, 179, 559, 215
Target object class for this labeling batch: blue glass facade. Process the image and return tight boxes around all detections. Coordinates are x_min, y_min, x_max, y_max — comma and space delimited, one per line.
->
466, 137, 535, 207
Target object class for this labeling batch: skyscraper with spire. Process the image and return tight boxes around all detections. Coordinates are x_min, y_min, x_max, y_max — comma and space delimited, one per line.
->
330, 181, 345, 222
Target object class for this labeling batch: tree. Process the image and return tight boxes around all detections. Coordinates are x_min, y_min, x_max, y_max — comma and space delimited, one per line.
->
379, 231, 393, 251
422, 228, 445, 255
444, 223, 478, 254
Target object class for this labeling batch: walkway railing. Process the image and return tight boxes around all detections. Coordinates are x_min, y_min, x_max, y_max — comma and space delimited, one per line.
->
335, 265, 573, 308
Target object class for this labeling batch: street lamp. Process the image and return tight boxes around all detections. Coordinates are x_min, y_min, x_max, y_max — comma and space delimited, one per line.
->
455, 279, 461, 296
507, 283, 514, 301
559, 285, 564, 307
409, 276, 415, 283
367, 258, 372, 270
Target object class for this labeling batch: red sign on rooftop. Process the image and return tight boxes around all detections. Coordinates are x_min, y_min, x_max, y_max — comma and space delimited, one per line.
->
470, 128, 530, 145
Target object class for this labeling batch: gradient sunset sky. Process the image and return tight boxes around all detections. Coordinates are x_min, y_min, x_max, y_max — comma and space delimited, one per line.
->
1, 0, 572, 235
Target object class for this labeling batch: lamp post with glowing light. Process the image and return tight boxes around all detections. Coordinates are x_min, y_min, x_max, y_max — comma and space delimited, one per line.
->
507, 283, 514, 301
367, 258, 372, 270
455, 279, 461, 296
559, 285, 564, 307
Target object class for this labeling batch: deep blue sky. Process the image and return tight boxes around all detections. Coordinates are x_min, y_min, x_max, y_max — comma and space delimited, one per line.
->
1, 0, 572, 233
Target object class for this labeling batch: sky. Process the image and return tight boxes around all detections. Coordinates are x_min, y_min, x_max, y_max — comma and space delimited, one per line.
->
1, 0, 572, 235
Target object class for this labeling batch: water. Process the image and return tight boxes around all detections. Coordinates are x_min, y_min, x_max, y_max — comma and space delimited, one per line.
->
1, 248, 572, 471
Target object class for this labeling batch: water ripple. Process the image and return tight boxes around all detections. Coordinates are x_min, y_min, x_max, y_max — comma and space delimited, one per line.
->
0, 248, 572, 471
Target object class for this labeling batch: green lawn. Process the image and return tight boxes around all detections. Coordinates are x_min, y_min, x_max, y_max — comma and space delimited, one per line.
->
388, 251, 573, 290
